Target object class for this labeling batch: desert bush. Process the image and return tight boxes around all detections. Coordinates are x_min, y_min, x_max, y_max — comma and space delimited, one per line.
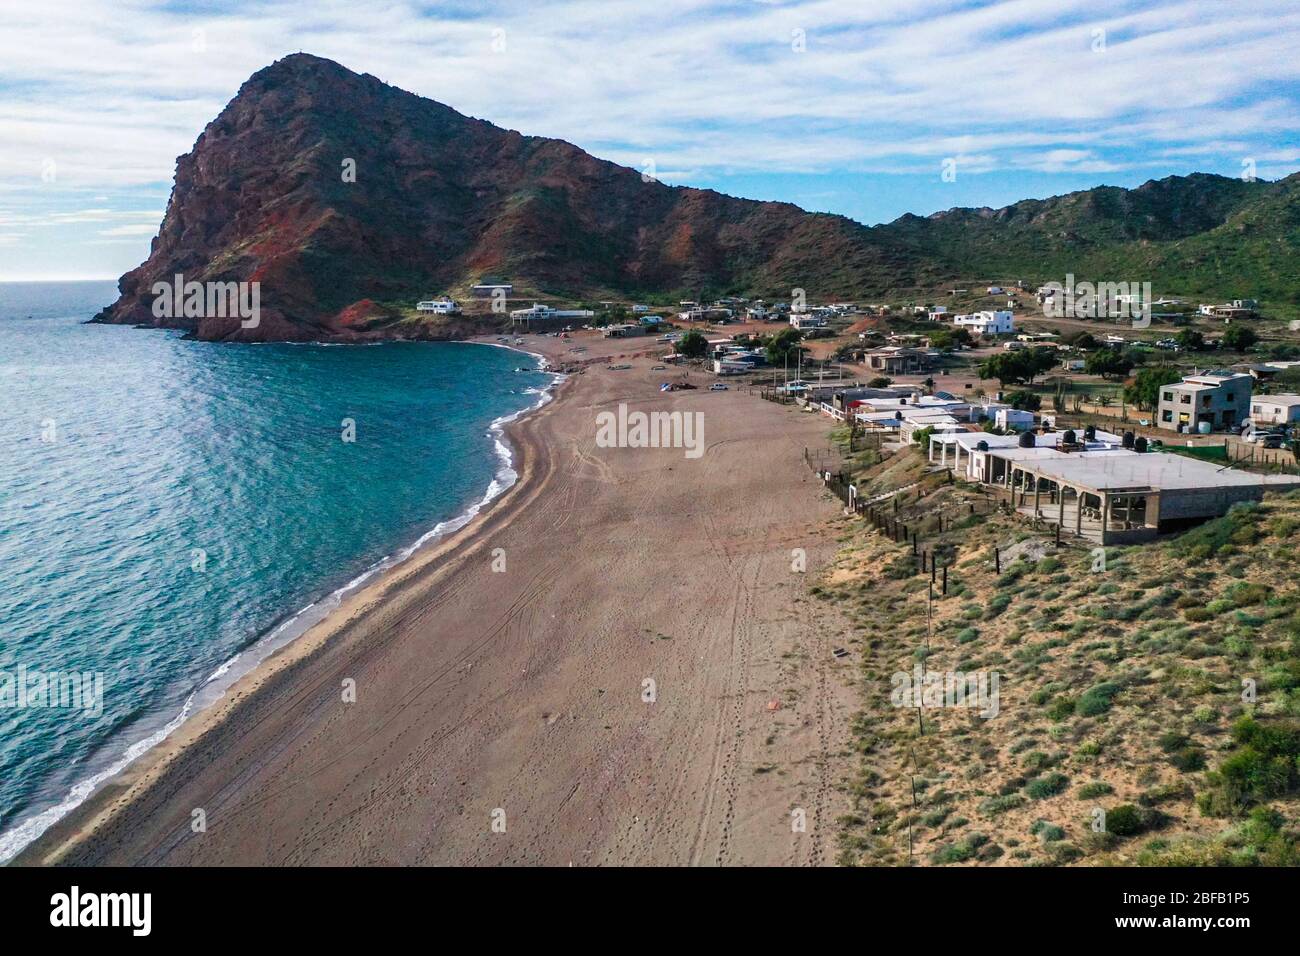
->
1197, 716, 1300, 817
1025, 772, 1069, 799
1077, 781, 1114, 799
1075, 682, 1122, 717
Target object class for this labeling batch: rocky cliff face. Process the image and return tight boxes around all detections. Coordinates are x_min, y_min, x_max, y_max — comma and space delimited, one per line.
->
96, 53, 1294, 342
94, 53, 920, 342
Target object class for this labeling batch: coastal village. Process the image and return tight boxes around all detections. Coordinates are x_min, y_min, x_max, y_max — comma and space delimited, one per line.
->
422, 275, 1300, 548
422, 274, 1300, 867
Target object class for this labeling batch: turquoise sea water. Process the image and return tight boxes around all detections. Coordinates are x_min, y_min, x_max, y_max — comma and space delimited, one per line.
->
0, 281, 553, 859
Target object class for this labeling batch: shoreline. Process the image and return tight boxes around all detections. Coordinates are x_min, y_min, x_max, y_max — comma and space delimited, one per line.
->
17, 332, 854, 866
6, 341, 562, 865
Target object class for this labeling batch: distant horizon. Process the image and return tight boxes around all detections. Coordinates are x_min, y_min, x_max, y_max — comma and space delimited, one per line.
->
0, 276, 119, 284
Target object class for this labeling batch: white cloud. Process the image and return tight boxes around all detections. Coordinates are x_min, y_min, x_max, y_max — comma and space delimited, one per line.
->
0, 0, 1298, 278
97, 223, 162, 237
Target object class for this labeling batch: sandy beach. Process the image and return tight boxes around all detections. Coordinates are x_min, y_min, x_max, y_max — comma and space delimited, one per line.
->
17, 332, 856, 866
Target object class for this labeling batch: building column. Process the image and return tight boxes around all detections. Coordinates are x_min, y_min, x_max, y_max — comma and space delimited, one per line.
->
1058, 483, 1066, 528
1033, 475, 1041, 517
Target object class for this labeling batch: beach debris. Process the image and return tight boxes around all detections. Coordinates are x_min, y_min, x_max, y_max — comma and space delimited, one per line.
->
832, 647, 850, 659
766, 698, 783, 711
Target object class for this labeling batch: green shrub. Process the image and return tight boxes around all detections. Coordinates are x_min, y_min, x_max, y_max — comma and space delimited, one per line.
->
1075, 682, 1122, 717
1104, 804, 1145, 837
979, 794, 1025, 816
1077, 781, 1114, 799
1170, 747, 1206, 772
1025, 772, 1069, 799
930, 832, 988, 864
1035, 822, 1065, 842
1197, 717, 1300, 817
1170, 502, 1260, 561
1227, 581, 1271, 608
1046, 696, 1075, 721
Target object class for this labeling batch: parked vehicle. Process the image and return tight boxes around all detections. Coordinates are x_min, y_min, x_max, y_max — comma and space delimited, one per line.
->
709, 383, 729, 391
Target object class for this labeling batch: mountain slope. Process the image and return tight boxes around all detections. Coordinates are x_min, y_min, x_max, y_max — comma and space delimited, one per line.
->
93, 53, 923, 341
94, 53, 1300, 342
875, 172, 1300, 302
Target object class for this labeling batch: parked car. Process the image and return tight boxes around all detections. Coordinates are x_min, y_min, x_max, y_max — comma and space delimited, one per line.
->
651, 364, 666, 370
709, 383, 729, 391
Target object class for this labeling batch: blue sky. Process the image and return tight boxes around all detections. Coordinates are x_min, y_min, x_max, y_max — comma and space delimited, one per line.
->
2, 0, 1299, 280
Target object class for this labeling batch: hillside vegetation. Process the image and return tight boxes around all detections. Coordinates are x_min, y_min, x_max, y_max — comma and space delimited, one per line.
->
821, 462, 1300, 866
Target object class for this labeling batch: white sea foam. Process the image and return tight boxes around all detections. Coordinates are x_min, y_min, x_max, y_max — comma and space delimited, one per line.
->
0, 343, 563, 864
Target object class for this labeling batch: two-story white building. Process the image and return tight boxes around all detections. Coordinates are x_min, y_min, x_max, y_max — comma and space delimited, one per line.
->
953, 310, 1014, 336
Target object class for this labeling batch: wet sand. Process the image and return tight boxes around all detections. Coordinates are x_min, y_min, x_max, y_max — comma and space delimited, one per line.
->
18, 331, 856, 866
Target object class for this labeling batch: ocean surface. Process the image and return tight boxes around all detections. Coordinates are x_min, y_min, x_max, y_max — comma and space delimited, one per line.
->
0, 280, 554, 859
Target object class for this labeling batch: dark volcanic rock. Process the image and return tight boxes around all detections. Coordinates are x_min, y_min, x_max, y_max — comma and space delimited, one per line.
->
96, 53, 1293, 342
95, 53, 914, 342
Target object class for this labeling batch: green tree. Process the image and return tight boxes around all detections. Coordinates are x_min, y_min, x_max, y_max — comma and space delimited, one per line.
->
676, 329, 708, 358
1124, 365, 1182, 410
765, 327, 805, 366
1005, 389, 1042, 411
1222, 324, 1259, 351
1084, 349, 1134, 380
1176, 328, 1205, 351
929, 327, 972, 350
978, 349, 1056, 385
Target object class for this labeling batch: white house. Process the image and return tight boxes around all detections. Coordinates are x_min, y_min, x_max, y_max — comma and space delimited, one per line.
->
995, 408, 1036, 431
790, 313, 828, 330
953, 310, 1014, 336
511, 304, 596, 324
1250, 395, 1300, 426
417, 298, 460, 314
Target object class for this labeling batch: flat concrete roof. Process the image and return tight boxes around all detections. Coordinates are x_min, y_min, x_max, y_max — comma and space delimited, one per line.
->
1253, 394, 1300, 407
937, 429, 1124, 450
999, 450, 1300, 493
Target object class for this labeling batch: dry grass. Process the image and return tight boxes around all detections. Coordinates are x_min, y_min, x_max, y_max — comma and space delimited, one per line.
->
826, 456, 1300, 867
